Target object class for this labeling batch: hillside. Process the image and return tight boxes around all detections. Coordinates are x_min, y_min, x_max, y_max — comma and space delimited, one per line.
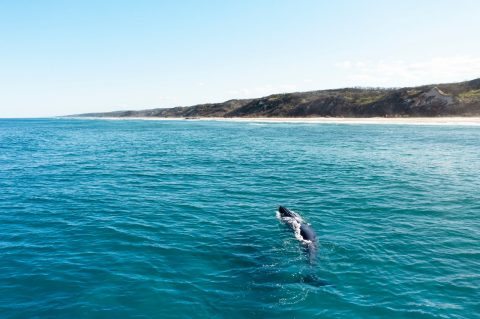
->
72, 78, 480, 118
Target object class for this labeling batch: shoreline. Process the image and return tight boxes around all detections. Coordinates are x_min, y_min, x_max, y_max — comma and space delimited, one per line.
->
63, 116, 480, 126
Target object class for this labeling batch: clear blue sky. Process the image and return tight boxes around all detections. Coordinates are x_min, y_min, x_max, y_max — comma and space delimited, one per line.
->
1, 0, 479, 117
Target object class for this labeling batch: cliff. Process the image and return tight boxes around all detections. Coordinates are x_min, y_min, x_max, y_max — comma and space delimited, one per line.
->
72, 78, 480, 118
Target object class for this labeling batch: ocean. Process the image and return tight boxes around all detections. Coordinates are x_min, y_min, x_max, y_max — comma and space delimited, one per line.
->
0, 118, 479, 318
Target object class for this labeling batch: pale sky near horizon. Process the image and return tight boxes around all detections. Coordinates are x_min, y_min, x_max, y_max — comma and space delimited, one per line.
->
1, 0, 479, 118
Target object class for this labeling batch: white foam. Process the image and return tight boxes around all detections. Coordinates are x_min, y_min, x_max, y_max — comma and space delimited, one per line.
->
66, 116, 480, 126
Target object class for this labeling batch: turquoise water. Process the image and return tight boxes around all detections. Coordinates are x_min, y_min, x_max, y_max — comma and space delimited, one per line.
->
1, 119, 479, 318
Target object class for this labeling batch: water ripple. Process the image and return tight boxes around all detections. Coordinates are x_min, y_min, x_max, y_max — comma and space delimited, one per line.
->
0, 119, 479, 318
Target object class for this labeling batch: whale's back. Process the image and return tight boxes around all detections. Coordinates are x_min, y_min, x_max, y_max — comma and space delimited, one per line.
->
300, 224, 316, 241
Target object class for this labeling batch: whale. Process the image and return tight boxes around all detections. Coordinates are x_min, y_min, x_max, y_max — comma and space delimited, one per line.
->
278, 206, 317, 248
277, 206, 329, 287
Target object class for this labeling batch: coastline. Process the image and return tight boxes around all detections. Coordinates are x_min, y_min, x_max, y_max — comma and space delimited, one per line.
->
64, 116, 480, 126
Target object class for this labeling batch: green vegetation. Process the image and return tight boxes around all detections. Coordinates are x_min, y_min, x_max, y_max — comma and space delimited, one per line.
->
407, 89, 421, 96
459, 89, 480, 102
355, 94, 386, 105
341, 91, 385, 105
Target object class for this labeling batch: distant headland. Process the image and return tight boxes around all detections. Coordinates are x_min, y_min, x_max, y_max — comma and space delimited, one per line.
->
70, 78, 480, 118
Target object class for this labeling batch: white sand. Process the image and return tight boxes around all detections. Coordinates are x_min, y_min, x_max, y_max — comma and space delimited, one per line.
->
66, 116, 480, 126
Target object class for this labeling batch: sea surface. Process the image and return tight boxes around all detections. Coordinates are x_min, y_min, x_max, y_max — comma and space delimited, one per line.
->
0, 118, 479, 318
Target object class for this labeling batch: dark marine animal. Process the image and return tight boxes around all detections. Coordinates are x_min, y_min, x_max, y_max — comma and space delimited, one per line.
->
278, 206, 317, 246
277, 206, 329, 287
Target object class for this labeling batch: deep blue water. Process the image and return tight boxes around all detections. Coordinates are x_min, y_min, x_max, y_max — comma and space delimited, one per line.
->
1, 118, 479, 318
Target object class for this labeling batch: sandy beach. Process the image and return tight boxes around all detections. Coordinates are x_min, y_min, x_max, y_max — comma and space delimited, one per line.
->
68, 116, 480, 126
